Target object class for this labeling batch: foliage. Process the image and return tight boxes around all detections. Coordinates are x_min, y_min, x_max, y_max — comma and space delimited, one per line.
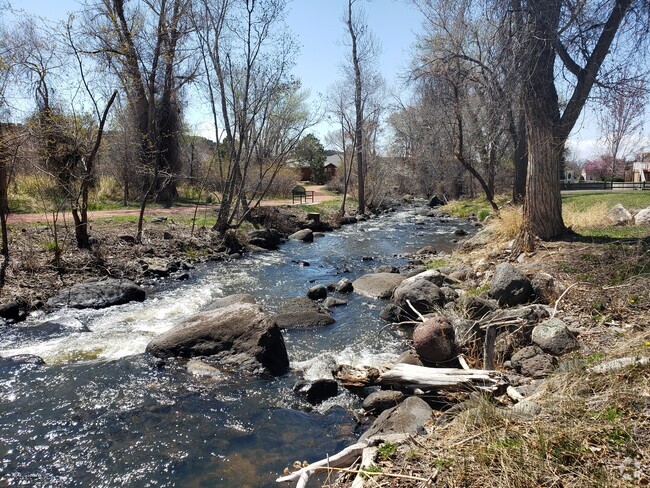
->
293, 134, 326, 184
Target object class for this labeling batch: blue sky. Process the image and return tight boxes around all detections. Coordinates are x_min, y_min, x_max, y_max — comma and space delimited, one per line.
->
15, 0, 422, 145
12, 0, 648, 159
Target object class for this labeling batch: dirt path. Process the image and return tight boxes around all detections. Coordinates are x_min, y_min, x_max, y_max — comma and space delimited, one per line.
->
6, 185, 339, 225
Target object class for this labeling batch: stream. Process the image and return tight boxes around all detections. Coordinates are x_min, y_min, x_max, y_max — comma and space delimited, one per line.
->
0, 205, 474, 487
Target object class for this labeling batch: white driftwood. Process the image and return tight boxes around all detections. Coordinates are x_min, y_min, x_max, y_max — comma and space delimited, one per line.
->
379, 363, 503, 391
276, 441, 368, 485
506, 385, 525, 402
351, 446, 378, 488
589, 356, 650, 373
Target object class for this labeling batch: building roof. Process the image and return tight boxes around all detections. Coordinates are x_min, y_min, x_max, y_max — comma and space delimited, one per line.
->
325, 154, 343, 168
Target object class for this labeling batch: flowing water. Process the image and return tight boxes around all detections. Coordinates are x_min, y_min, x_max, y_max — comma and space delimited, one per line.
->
0, 206, 474, 487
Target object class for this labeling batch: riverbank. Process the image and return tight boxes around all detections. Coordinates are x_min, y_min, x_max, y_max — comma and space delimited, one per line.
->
0, 197, 351, 316
318, 202, 650, 487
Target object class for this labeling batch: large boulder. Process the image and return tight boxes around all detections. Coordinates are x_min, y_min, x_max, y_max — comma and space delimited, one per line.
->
288, 229, 314, 242
392, 277, 444, 316
353, 273, 406, 299
608, 204, 633, 226
204, 294, 257, 311
273, 311, 335, 329
145, 303, 289, 376
360, 396, 432, 441
413, 315, 456, 363
247, 228, 282, 249
634, 207, 650, 226
489, 263, 534, 307
307, 285, 328, 300
531, 318, 579, 356
279, 297, 324, 314
47, 279, 146, 309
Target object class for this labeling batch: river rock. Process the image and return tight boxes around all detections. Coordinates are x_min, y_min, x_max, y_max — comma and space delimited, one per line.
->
531, 272, 564, 304
323, 297, 347, 308
334, 278, 354, 293
511, 345, 555, 378
307, 285, 327, 300
362, 390, 405, 414
489, 263, 533, 307
352, 273, 406, 299
360, 396, 432, 441
634, 207, 650, 225
247, 228, 282, 249
294, 379, 339, 404
273, 311, 335, 329
413, 315, 456, 363
47, 278, 146, 309
205, 294, 257, 311
0, 300, 27, 322
397, 349, 424, 366
279, 297, 324, 314
145, 303, 289, 376
428, 195, 445, 207
288, 229, 314, 242
379, 303, 406, 323
608, 204, 633, 226
531, 318, 578, 355
458, 295, 497, 320
392, 277, 444, 316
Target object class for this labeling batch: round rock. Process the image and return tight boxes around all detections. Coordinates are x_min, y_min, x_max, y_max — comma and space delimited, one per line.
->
413, 315, 456, 363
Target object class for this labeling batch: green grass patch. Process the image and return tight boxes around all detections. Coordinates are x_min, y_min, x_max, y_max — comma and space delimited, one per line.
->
442, 195, 509, 219
562, 191, 650, 211
576, 226, 650, 239
426, 258, 451, 270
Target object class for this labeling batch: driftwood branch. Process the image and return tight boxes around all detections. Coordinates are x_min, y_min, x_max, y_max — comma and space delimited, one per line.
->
276, 441, 368, 485
379, 363, 505, 391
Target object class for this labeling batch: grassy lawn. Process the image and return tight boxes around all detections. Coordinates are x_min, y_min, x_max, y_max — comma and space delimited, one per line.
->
562, 191, 650, 211
442, 191, 650, 240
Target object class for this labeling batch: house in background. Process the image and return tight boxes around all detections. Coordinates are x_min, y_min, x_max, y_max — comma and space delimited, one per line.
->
632, 150, 650, 183
289, 154, 342, 182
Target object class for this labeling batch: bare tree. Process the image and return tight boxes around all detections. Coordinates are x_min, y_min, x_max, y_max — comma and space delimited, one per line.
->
194, 0, 313, 235
345, 0, 380, 215
512, 0, 647, 250
597, 71, 647, 179
83, 0, 196, 242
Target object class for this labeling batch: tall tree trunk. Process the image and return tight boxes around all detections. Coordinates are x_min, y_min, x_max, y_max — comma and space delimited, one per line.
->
512, 111, 527, 203
0, 125, 9, 261
515, 0, 565, 251
348, 0, 365, 215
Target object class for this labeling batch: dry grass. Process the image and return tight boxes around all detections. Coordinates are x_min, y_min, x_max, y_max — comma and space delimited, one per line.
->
563, 201, 610, 230
484, 205, 522, 242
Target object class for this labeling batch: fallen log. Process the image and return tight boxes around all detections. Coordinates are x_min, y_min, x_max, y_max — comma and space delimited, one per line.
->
379, 363, 506, 392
